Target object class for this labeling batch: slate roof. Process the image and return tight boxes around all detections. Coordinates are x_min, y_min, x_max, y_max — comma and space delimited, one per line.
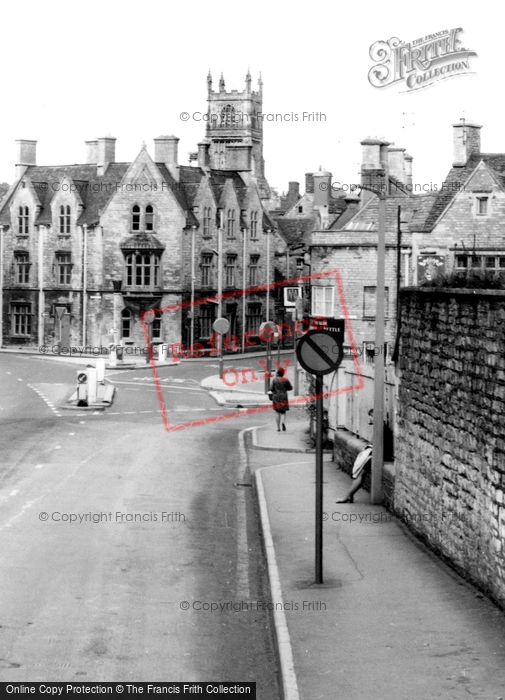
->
120, 233, 166, 250
0, 162, 204, 228
274, 218, 313, 247
313, 194, 437, 246
418, 153, 505, 232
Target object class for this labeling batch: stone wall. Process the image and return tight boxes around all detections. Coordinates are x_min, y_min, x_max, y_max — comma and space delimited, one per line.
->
396, 287, 505, 608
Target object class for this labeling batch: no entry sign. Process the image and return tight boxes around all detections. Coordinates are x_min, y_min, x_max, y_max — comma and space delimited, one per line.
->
296, 329, 343, 375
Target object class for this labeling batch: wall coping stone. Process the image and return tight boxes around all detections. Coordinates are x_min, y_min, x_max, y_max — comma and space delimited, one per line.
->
401, 287, 505, 299
333, 428, 396, 480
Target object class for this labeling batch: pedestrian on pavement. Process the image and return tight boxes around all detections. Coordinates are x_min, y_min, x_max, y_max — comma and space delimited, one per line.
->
268, 367, 293, 432
335, 409, 394, 503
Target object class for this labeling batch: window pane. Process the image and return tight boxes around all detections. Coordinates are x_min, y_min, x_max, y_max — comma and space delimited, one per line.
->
145, 205, 154, 231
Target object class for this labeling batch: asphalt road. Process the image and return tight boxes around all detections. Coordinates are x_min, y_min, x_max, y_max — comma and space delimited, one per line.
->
0, 353, 281, 693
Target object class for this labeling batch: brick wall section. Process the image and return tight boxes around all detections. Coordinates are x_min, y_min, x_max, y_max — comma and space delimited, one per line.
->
396, 287, 505, 607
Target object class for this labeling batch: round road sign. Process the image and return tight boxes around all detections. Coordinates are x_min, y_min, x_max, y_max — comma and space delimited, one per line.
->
296, 329, 343, 375
259, 321, 278, 343
76, 371, 88, 384
213, 317, 230, 335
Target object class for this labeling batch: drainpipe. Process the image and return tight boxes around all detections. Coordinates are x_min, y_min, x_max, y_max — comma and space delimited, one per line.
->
242, 225, 247, 353
82, 224, 87, 346
266, 229, 271, 321
38, 225, 44, 346
0, 225, 3, 346
191, 225, 196, 349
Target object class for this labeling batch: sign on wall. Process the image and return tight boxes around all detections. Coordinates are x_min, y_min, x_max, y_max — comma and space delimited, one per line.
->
417, 255, 446, 282
283, 286, 302, 307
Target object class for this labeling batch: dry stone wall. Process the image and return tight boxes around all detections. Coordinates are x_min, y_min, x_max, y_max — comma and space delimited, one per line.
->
396, 288, 505, 607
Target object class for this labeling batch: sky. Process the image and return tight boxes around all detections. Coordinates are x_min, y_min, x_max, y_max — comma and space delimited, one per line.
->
0, 1, 499, 196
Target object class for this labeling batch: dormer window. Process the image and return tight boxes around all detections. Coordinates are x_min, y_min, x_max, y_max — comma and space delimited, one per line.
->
131, 205, 155, 232
227, 209, 235, 238
132, 205, 141, 231
250, 211, 258, 239
203, 207, 212, 237
59, 205, 71, 234
18, 206, 29, 234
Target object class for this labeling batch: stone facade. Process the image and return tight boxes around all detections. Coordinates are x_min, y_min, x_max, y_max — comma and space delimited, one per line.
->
395, 287, 505, 607
0, 76, 283, 353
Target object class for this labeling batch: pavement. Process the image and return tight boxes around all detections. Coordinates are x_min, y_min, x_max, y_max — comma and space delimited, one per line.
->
251, 422, 505, 700
201, 363, 310, 409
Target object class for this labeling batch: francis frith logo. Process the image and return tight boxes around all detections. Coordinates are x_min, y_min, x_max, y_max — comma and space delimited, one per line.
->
368, 28, 477, 92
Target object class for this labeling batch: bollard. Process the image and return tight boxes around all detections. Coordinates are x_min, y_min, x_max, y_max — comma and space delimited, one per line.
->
109, 344, 117, 367
96, 358, 106, 384
158, 343, 168, 363
87, 368, 97, 404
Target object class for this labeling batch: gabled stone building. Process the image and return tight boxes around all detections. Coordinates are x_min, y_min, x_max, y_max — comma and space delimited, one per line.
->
0, 73, 282, 353
310, 120, 505, 356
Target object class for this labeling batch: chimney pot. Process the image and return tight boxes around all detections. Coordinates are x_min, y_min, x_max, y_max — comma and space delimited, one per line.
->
305, 173, 314, 194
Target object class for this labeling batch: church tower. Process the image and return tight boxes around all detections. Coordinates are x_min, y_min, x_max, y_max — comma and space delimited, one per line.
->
203, 70, 270, 199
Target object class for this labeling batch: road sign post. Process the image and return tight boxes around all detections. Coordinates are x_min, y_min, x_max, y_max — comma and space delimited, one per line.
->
213, 317, 230, 380
296, 328, 344, 585
260, 321, 277, 392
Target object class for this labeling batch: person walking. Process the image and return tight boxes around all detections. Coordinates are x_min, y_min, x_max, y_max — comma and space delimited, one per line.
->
268, 367, 293, 432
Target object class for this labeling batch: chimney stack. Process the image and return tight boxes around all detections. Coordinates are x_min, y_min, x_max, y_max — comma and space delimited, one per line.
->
452, 119, 482, 166
387, 147, 406, 185
15, 139, 37, 180
154, 135, 180, 181
85, 140, 98, 164
305, 173, 314, 194
285, 181, 300, 209
404, 154, 413, 188
197, 140, 211, 169
313, 169, 332, 228
97, 136, 116, 176
360, 137, 389, 197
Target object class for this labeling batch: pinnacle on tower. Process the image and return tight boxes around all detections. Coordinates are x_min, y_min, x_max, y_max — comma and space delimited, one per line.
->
258, 72, 263, 94
219, 73, 225, 91
207, 70, 212, 94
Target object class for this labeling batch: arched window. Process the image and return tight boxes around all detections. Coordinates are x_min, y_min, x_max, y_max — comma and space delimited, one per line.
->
18, 206, 29, 234
220, 151, 225, 168
203, 207, 211, 236
145, 205, 154, 231
132, 205, 141, 232
59, 205, 71, 234
121, 308, 132, 338
250, 211, 258, 239
221, 104, 235, 127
